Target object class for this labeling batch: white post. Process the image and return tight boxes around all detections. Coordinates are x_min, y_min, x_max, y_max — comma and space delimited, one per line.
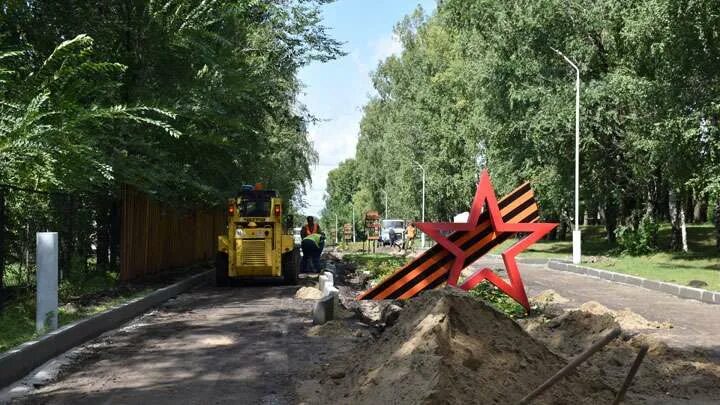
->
36, 232, 58, 333
352, 206, 356, 243
381, 190, 388, 218
554, 48, 582, 264
414, 161, 427, 249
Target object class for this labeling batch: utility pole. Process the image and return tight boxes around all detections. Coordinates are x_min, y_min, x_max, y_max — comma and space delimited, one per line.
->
413, 161, 426, 249
553, 47, 582, 264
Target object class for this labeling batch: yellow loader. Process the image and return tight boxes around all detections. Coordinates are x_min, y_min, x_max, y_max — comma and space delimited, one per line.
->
216, 184, 299, 286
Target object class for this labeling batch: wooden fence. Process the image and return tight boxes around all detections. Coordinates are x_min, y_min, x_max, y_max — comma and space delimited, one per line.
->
120, 187, 226, 280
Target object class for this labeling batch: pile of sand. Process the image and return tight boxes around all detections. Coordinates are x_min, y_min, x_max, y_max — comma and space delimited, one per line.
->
531, 289, 570, 305
295, 286, 323, 300
527, 307, 720, 403
312, 289, 614, 404
579, 301, 672, 330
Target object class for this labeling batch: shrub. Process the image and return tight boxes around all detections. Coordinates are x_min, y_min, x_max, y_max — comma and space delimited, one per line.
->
615, 214, 659, 255
469, 282, 528, 318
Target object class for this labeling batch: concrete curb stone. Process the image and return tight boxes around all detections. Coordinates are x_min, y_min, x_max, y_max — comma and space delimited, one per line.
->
0, 270, 213, 389
547, 260, 719, 305
486, 254, 550, 266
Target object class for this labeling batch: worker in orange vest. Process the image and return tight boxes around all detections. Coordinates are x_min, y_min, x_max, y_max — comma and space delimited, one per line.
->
300, 216, 325, 273
300, 216, 322, 238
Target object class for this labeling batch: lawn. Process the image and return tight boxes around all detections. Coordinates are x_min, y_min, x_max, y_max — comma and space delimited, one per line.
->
343, 253, 410, 282
0, 264, 204, 353
0, 287, 150, 352
491, 224, 720, 292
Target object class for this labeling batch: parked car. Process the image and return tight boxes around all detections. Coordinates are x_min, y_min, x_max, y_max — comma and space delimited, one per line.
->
380, 219, 405, 246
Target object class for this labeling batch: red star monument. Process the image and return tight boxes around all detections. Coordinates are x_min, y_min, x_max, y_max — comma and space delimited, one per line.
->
416, 170, 557, 310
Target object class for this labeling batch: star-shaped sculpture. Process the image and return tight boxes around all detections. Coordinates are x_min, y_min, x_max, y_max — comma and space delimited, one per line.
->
416, 170, 557, 310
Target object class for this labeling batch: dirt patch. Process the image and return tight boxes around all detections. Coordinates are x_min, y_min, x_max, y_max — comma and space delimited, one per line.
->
532, 289, 570, 305
305, 288, 614, 404
525, 307, 720, 403
295, 286, 323, 300
578, 301, 673, 330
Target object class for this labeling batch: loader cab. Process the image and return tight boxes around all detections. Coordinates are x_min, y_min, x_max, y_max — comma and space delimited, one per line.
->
236, 188, 277, 218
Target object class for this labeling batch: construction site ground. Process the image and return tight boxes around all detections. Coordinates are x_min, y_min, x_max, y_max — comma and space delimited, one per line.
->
474, 258, 720, 350
3, 254, 719, 404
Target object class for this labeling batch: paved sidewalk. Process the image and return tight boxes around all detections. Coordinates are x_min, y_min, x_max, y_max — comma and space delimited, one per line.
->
470, 258, 720, 350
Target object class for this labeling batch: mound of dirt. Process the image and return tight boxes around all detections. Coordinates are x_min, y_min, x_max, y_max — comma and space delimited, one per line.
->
527, 308, 720, 403
295, 286, 323, 300
579, 301, 673, 330
311, 288, 614, 404
532, 289, 570, 305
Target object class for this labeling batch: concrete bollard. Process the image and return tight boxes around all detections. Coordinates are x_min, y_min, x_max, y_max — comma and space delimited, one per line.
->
318, 275, 328, 293
312, 287, 339, 325
322, 279, 337, 297
36, 232, 58, 333
323, 271, 334, 286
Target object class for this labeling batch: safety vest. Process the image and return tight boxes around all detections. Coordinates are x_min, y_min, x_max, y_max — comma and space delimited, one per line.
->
304, 223, 319, 235
304, 233, 322, 247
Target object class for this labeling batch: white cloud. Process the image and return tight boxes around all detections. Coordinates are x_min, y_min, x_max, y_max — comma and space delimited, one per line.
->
371, 33, 402, 62
299, 33, 403, 218
304, 111, 362, 217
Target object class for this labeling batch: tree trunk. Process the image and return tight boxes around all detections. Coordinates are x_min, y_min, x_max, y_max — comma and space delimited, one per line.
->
669, 189, 688, 252
684, 193, 694, 224
656, 178, 670, 221
558, 220, 568, 241
715, 198, 720, 252
95, 196, 110, 271
56, 194, 76, 279
110, 199, 121, 270
605, 200, 618, 243
694, 197, 708, 223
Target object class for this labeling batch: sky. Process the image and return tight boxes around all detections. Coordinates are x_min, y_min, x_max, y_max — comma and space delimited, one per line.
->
298, 0, 437, 217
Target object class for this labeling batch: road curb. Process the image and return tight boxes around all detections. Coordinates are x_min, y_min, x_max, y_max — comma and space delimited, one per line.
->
0, 269, 212, 389
546, 261, 719, 305
487, 254, 550, 266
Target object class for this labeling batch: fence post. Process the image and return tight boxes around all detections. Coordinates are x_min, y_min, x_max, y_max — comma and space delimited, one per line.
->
36, 232, 59, 333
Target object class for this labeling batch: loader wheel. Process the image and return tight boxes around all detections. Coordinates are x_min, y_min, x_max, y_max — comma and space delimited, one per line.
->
282, 249, 300, 285
215, 252, 230, 287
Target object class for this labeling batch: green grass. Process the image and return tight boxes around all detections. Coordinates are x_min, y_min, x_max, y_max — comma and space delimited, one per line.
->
344, 253, 410, 282
490, 224, 720, 291
0, 264, 203, 353
0, 287, 150, 352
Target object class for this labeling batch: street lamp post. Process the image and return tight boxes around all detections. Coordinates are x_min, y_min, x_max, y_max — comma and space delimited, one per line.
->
553, 48, 581, 264
413, 161, 426, 249
380, 190, 388, 218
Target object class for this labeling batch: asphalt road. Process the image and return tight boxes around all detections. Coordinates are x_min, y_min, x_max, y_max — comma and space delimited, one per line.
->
472, 258, 720, 350
10, 284, 348, 405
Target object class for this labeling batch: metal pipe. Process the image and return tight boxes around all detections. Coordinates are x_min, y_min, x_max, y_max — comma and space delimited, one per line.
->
519, 327, 621, 404
612, 345, 649, 405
